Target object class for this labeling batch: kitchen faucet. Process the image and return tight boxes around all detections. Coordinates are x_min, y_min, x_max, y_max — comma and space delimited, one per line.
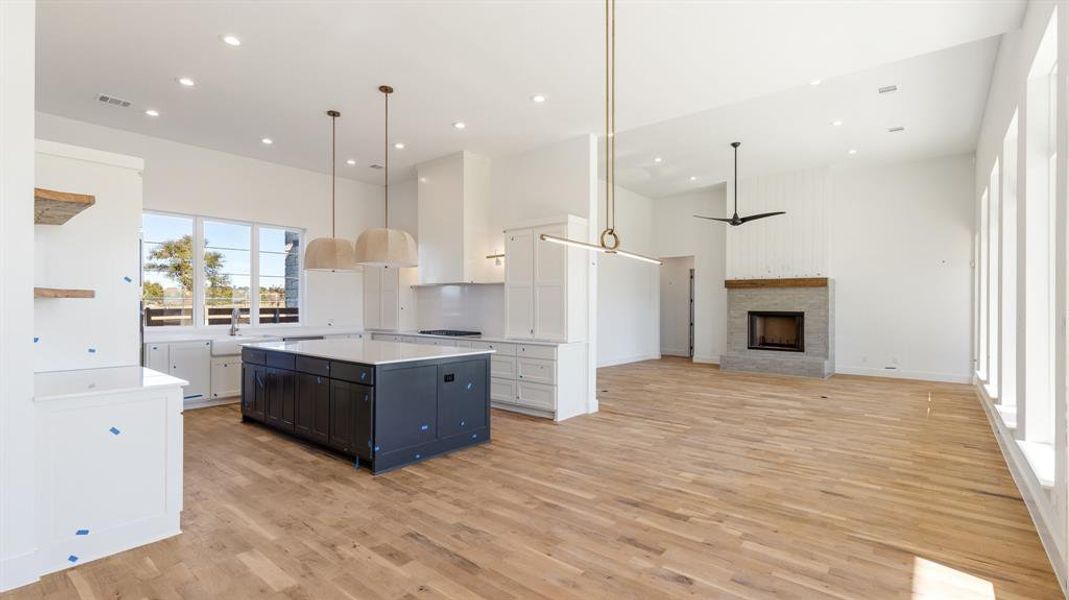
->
229, 307, 240, 336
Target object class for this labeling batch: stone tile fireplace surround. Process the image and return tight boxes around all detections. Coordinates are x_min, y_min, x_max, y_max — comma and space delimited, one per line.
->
720, 278, 834, 378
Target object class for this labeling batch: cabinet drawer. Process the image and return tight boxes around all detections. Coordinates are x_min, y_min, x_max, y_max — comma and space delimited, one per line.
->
471, 341, 517, 355
490, 355, 518, 379
517, 357, 555, 384
242, 348, 267, 365
490, 377, 518, 404
518, 344, 555, 360
517, 381, 555, 410
295, 355, 331, 377
266, 351, 296, 370
331, 361, 374, 385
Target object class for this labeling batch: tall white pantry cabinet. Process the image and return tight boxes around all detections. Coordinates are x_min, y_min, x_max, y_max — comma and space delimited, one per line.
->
504, 215, 588, 342
363, 265, 417, 331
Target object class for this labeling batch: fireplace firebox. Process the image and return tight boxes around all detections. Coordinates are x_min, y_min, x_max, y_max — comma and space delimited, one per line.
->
748, 311, 804, 352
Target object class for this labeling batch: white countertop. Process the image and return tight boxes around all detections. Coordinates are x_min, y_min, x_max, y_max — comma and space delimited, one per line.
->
370, 330, 569, 347
144, 326, 363, 344
243, 338, 494, 365
35, 366, 189, 402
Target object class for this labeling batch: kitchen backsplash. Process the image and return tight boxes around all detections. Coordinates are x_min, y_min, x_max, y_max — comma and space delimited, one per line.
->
415, 284, 505, 337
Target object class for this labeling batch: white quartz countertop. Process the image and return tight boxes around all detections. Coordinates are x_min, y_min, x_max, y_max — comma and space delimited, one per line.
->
370, 330, 569, 347
35, 366, 189, 402
144, 326, 363, 344
242, 339, 494, 365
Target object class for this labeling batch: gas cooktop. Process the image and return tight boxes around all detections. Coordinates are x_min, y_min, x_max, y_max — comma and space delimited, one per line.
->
418, 329, 481, 337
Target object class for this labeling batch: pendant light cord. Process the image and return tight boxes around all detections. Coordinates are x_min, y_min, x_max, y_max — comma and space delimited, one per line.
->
733, 143, 738, 216
384, 89, 389, 228
330, 111, 338, 238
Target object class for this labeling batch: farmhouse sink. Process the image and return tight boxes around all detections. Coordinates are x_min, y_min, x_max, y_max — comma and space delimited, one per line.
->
210, 335, 279, 356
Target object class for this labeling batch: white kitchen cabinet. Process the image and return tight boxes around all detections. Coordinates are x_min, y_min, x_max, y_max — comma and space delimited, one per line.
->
167, 341, 211, 402
363, 266, 416, 331
504, 215, 588, 342
144, 343, 169, 372
210, 356, 241, 399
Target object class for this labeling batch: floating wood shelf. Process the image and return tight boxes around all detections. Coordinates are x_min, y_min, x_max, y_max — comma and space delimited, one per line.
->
725, 277, 828, 289
34, 187, 95, 225
34, 287, 96, 299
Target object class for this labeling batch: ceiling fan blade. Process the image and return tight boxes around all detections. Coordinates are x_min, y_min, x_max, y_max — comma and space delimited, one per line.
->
693, 214, 736, 223
738, 211, 786, 224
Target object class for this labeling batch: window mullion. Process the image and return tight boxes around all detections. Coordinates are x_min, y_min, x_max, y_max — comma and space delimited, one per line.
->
251, 223, 260, 327
193, 216, 205, 328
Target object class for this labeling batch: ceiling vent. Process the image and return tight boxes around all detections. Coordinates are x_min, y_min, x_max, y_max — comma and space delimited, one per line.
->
96, 93, 132, 108
887, 125, 906, 133
877, 85, 898, 94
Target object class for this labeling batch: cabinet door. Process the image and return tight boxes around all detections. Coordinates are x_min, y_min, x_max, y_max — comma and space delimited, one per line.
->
380, 266, 400, 331
242, 364, 267, 421
505, 229, 534, 339
265, 368, 296, 431
375, 364, 437, 452
533, 224, 567, 341
437, 359, 488, 438
363, 266, 382, 330
144, 343, 169, 372
211, 357, 241, 398
328, 380, 357, 453
353, 384, 374, 460
296, 373, 330, 444
170, 341, 211, 402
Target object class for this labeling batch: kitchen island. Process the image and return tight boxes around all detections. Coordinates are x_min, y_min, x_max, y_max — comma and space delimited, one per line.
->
240, 339, 491, 474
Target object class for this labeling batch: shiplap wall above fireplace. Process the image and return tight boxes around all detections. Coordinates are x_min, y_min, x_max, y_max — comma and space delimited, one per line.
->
725, 167, 831, 279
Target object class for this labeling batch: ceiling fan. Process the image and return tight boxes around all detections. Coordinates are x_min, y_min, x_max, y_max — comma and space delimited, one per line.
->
695, 142, 785, 226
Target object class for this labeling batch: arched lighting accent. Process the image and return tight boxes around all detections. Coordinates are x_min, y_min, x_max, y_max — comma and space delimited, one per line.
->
354, 85, 419, 267
304, 110, 358, 271
538, 0, 661, 266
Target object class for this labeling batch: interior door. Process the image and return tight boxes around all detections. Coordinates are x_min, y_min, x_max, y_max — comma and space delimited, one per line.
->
505, 229, 534, 339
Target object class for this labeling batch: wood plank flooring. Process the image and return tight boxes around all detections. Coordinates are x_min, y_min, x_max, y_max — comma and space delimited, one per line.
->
7, 358, 1061, 599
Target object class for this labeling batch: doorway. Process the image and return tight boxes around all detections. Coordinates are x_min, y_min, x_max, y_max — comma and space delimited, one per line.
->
659, 256, 695, 358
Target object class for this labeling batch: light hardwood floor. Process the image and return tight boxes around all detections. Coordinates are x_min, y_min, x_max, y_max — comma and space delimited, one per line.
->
7, 358, 1061, 599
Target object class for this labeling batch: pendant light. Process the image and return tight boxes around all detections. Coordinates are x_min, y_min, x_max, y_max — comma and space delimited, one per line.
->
694, 142, 785, 226
354, 85, 419, 267
304, 110, 357, 271
539, 0, 661, 266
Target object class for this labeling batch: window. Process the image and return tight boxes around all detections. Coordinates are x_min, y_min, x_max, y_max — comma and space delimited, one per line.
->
1000, 112, 1018, 411
142, 213, 195, 327
141, 212, 303, 327
258, 226, 302, 324
987, 160, 1000, 398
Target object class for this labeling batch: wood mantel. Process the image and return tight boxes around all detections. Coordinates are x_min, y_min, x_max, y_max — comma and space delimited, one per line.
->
724, 277, 828, 289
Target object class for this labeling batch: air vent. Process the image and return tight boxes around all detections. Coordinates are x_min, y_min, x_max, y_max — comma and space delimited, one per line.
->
369, 163, 384, 170
887, 125, 905, 133
877, 85, 898, 94
96, 94, 132, 108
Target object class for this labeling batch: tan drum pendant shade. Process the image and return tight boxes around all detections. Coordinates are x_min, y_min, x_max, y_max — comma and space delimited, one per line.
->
305, 110, 357, 272
354, 85, 419, 268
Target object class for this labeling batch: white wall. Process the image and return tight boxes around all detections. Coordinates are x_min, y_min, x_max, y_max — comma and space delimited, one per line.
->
1, 0, 38, 591
660, 256, 694, 357
34, 141, 144, 373
830, 154, 974, 382
596, 182, 660, 367
654, 185, 728, 364
35, 112, 388, 330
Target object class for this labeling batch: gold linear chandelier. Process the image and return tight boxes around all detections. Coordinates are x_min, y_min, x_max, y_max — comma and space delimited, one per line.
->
539, 0, 662, 266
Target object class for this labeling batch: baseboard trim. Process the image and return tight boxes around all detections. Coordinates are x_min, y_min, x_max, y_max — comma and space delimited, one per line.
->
598, 353, 661, 368
974, 382, 1067, 597
660, 348, 690, 357
834, 365, 971, 384
692, 354, 720, 365
0, 548, 39, 592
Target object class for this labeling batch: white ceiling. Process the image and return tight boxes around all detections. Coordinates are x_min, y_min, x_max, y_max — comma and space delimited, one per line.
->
36, 1, 1023, 188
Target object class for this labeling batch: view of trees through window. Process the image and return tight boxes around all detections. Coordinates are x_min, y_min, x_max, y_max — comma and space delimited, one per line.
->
141, 213, 301, 327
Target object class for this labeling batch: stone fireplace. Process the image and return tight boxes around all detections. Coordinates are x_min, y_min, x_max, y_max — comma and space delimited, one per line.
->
721, 278, 833, 378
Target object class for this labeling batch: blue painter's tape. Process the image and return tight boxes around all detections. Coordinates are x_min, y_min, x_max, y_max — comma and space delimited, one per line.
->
123, 276, 133, 283
415, 453, 421, 459
33, 336, 39, 344
460, 420, 465, 427
360, 372, 367, 380
109, 427, 120, 436
420, 424, 429, 431
466, 382, 474, 390
471, 433, 478, 439
183, 394, 203, 400
373, 445, 380, 452
87, 347, 96, 354
367, 439, 372, 448
68, 555, 79, 563
75, 529, 89, 536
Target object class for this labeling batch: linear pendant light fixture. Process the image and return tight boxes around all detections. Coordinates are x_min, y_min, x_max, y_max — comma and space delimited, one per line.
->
694, 142, 785, 226
539, 0, 661, 266
354, 85, 419, 267
305, 110, 358, 271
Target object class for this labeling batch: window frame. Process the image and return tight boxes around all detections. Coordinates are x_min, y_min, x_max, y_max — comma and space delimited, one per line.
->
142, 210, 306, 330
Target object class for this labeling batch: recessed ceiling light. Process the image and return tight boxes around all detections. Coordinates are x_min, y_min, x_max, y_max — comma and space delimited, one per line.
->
261, 137, 273, 145
848, 149, 858, 155
831, 119, 843, 127
393, 142, 405, 150
144, 109, 160, 117
531, 94, 547, 103
809, 79, 822, 86
346, 158, 356, 165
878, 84, 898, 94
654, 156, 663, 163
689, 176, 698, 181
452, 121, 466, 129
177, 77, 196, 87
221, 35, 241, 47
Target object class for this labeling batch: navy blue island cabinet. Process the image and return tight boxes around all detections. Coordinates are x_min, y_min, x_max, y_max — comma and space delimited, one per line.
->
240, 339, 491, 474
